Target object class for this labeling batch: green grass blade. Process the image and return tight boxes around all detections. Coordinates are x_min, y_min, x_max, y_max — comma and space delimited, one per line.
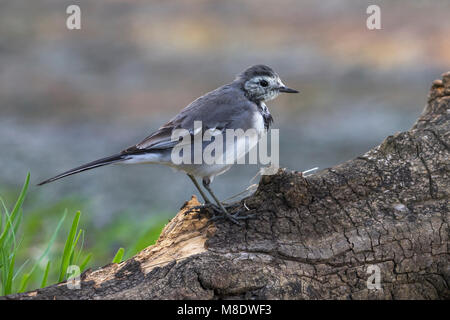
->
0, 173, 29, 249
33, 211, 67, 268
4, 251, 16, 295
0, 201, 15, 249
18, 273, 31, 293
12, 209, 23, 243
0, 200, 3, 234
9, 173, 30, 226
112, 248, 124, 264
0, 198, 8, 248
79, 253, 92, 271
73, 230, 85, 266
5, 209, 23, 251
40, 261, 51, 288
69, 229, 83, 267
18, 212, 67, 292
12, 257, 29, 281
58, 211, 80, 282
0, 249, 8, 295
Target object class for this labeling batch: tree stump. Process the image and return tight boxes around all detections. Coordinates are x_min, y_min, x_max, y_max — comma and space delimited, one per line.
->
4, 72, 449, 300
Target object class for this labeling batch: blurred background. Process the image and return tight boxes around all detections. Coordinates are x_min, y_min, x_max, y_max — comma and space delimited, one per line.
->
0, 0, 449, 278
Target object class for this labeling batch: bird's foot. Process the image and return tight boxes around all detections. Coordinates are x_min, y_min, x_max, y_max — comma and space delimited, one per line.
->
185, 202, 255, 225
209, 208, 256, 225
184, 202, 222, 218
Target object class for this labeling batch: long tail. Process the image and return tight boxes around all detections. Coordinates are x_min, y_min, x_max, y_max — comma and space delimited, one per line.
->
37, 153, 126, 186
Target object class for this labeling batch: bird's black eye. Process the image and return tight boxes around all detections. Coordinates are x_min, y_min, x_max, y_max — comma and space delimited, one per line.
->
259, 80, 269, 87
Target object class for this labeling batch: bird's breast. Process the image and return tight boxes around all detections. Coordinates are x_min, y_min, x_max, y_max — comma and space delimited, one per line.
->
255, 101, 273, 132
252, 111, 266, 138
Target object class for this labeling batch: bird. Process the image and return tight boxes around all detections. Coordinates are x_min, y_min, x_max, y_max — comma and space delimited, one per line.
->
38, 65, 298, 223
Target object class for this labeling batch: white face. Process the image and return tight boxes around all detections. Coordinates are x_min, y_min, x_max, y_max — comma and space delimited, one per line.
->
244, 75, 284, 101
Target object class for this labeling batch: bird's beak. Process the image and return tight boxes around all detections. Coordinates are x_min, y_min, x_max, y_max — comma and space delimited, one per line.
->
278, 86, 299, 93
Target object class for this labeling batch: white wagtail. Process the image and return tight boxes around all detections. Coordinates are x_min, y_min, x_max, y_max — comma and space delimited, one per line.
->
38, 65, 298, 223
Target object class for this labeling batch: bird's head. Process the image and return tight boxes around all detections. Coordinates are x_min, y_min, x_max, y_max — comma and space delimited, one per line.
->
236, 64, 298, 102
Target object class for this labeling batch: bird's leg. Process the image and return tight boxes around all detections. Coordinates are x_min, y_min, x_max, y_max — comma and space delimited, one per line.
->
224, 204, 257, 221
187, 174, 211, 204
185, 174, 222, 217
202, 178, 228, 214
202, 178, 245, 224
185, 176, 255, 224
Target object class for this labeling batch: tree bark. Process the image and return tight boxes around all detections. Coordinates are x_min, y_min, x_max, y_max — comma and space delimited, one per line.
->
4, 73, 449, 300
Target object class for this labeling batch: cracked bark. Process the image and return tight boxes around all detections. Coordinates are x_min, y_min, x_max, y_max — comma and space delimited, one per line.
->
4, 73, 449, 300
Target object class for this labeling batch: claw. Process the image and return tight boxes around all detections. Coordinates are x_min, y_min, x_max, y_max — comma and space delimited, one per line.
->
229, 207, 256, 221
184, 202, 220, 217
184, 202, 256, 225
208, 206, 256, 225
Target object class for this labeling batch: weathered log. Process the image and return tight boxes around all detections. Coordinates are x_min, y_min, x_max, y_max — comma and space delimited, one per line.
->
4, 72, 449, 300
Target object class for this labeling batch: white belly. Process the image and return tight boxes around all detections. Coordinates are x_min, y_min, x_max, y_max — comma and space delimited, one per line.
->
252, 111, 265, 138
